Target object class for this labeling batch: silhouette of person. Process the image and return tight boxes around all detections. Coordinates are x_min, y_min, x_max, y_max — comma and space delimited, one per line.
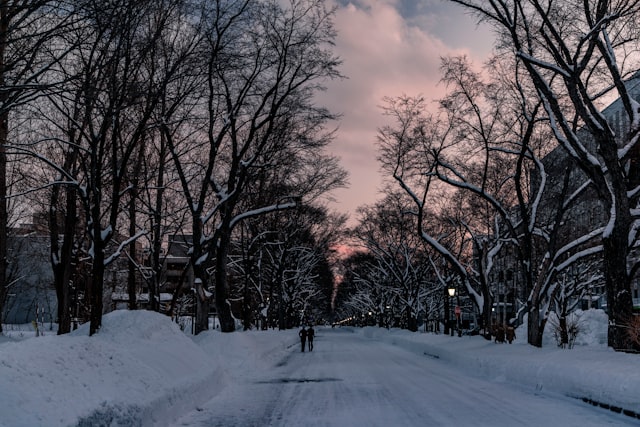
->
307, 326, 315, 351
299, 326, 307, 352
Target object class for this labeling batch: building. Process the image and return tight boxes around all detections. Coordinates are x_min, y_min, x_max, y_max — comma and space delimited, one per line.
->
3, 212, 148, 326
162, 234, 194, 294
4, 232, 56, 325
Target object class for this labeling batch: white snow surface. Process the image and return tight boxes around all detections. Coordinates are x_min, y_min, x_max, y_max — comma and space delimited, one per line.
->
0, 309, 638, 427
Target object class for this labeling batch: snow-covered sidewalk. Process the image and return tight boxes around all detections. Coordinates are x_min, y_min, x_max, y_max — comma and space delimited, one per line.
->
0, 310, 638, 426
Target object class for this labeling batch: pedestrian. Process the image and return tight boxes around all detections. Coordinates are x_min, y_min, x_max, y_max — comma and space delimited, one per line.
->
299, 326, 307, 352
307, 326, 315, 351
494, 324, 505, 343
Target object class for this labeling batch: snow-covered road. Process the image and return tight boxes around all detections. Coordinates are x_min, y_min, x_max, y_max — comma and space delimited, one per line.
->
171, 328, 634, 427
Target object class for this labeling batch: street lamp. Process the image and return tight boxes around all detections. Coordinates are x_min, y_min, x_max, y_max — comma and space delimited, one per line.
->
448, 287, 456, 336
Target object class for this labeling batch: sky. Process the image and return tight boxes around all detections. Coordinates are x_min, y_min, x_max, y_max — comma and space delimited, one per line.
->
1, 309, 638, 426
319, 0, 496, 225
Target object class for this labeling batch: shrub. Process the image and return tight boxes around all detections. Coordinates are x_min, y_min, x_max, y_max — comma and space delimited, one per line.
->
548, 312, 581, 349
625, 315, 640, 350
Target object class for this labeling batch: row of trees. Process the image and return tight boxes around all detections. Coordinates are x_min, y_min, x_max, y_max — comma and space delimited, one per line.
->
336, 0, 639, 351
450, 0, 640, 351
227, 205, 345, 331
338, 195, 437, 332
0, 0, 347, 335
369, 58, 601, 347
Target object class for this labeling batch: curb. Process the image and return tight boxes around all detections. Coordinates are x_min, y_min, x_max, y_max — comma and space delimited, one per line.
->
580, 397, 640, 420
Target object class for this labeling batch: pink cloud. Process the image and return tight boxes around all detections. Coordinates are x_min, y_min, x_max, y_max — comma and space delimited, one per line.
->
318, 0, 494, 225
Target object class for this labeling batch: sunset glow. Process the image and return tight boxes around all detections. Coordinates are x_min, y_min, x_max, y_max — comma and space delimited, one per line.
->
320, 0, 495, 224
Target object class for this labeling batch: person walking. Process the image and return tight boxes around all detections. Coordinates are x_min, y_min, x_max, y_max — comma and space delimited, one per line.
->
307, 326, 315, 352
299, 326, 307, 352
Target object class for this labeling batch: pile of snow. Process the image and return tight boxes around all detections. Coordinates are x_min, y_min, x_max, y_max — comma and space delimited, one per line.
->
1, 311, 217, 427
359, 309, 640, 416
1, 309, 638, 426
517, 309, 609, 347
0, 311, 294, 427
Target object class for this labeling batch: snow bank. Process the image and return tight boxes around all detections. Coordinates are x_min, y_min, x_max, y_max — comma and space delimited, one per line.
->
1, 309, 638, 425
0, 313, 297, 427
0, 311, 220, 427
518, 309, 609, 347
359, 311, 640, 416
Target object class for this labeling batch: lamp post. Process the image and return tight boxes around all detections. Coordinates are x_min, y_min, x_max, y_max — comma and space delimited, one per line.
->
456, 293, 462, 337
443, 289, 450, 335
448, 287, 456, 336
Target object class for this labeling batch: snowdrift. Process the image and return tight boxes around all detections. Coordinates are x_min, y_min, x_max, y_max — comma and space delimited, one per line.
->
1, 309, 638, 426
359, 311, 640, 417
0, 311, 221, 427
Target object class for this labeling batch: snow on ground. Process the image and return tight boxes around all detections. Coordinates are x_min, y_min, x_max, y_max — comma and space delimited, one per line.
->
0, 309, 638, 427
0, 312, 296, 427
362, 324, 640, 417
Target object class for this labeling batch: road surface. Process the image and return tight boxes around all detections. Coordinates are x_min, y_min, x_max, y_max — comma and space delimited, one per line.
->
171, 328, 635, 426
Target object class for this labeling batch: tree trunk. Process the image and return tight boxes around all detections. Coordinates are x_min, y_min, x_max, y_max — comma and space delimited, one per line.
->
214, 233, 235, 332
127, 185, 138, 310
242, 228, 252, 331
89, 242, 105, 336
599, 135, 634, 350
278, 283, 285, 330
406, 305, 417, 332
443, 290, 450, 335
192, 255, 209, 334
475, 255, 493, 340
51, 186, 78, 335
603, 232, 634, 349
149, 135, 166, 313
0, 91, 6, 334
127, 142, 146, 310
527, 307, 543, 348
242, 252, 252, 331
243, 277, 251, 331
0, 1, 10, 335
275, 251, 287, 330
559, 315, 568, 348
194, 282, 209, 334
190, 214, 211, 334
481, 291, 492, 340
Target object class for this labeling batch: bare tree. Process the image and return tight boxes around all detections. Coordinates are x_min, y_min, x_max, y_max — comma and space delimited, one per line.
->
551, 260, 602, 347
231, 202, 345, 330
340, 250, 393, 327
352, 194, 434, 331
379, 54, 609, 346
33, 0, 186, 335
0, 0, 77, 333
378, 94, 491, 335
450, 0, 640, 350
164, 0, 343, 333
